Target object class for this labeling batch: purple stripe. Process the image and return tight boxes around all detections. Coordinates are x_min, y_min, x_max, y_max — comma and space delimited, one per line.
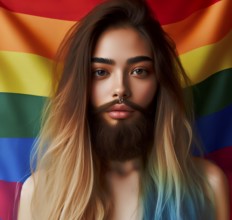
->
0, 180, 22, 220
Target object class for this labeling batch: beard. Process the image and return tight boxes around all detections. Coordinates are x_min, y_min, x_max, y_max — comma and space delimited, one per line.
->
89, 99, 156, 162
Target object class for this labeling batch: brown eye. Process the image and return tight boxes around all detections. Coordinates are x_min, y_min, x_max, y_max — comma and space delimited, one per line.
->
131, 68, 148, 77
93, 69, 109, 78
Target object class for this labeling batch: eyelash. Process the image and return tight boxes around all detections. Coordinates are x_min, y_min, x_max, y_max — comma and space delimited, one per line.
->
131, 68, 149, 77
92, 69, 109, 78
92, 67, 150, 79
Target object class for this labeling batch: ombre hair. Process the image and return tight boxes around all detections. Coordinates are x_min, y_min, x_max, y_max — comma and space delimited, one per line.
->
31, 0, 215, 219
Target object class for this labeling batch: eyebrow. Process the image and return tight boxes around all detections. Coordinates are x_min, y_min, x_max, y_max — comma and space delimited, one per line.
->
91, 57, 115, 65
91, 56, 153, 65
127, 56, 153, 64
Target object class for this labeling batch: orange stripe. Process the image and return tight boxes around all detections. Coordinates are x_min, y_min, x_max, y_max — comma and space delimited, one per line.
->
0, 7, 74, 59
163, 0, 232, 54
0, 0, 231, 59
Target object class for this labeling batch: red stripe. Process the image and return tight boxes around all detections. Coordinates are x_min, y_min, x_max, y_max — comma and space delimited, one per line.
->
0, 180, 22, 220
147, 0, 220, 24
0, 0, 220, 24
0, 0, 101, 21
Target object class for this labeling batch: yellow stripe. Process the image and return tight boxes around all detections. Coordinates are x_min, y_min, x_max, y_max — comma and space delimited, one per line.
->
180, 30, 232, 85
0, 51, 53, 96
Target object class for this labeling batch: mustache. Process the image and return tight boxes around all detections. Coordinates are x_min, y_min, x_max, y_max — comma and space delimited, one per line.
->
91, 98, 147, 115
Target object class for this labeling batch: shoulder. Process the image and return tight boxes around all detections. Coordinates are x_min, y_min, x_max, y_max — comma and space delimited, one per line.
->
193, 157, 230, 220
193, 157, 227, 185
18, 174, 36, 220
193, 157, 228, 191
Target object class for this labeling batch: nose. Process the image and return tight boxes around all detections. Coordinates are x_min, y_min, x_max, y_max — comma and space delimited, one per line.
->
112, 73, 131, 100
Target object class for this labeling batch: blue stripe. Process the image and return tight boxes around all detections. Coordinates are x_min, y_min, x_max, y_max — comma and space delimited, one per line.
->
0, 138, 34, 182
196, 103, 232, 153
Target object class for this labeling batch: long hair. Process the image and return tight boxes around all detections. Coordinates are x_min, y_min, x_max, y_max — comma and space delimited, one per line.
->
31, 0, 215, 219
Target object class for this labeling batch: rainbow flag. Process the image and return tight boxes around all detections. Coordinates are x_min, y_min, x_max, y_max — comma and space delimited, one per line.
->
0, 0, 231, 219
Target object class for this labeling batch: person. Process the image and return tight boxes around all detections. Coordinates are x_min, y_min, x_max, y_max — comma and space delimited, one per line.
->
18, 0, 230, 219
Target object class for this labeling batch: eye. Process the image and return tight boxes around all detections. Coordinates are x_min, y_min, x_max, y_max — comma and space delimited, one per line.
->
131, 68, 148, 78
92, 69, 109, 78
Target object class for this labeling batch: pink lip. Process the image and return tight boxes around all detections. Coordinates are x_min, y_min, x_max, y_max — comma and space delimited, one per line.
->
107, 104, 134, 119
108, 104, 134, 112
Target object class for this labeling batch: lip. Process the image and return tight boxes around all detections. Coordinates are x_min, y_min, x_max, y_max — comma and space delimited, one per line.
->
108, 104, 134, 112
107, 104, 134, 119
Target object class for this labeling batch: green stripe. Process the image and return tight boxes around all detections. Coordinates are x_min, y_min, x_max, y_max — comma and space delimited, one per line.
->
191, 68, 232, 117
0, 93, 46, 137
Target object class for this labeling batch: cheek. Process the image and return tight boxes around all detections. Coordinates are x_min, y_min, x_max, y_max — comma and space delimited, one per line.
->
132, 80, 157, 107
91, 82, 101, 107
91, 81, 111, 107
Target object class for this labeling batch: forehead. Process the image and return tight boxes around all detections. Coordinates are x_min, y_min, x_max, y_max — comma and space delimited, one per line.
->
92, 27, 152, 59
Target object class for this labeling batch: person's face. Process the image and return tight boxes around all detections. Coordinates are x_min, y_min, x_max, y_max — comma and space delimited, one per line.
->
91, 27, 157, 125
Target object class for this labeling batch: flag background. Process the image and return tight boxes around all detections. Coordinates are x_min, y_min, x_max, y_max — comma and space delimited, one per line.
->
0, 0, 231, 219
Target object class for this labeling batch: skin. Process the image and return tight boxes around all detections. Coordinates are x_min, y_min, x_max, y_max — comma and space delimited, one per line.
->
91, 27, 157, 219
194, 157, 230, 220
18, 27, 230, 220
91, 27, 157, 126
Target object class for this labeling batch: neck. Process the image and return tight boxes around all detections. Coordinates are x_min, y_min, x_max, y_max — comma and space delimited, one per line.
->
105, 157, 144, 220
107, 157, 143, 177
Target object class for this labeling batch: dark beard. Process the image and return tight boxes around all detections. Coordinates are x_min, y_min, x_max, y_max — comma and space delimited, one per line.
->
89, 99, 156, 162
